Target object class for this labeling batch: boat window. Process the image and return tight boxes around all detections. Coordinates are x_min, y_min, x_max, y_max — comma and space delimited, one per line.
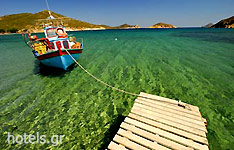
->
56, 41, 62, 49
47, 29, 57, 37
63, 41, 69, 49
57, 29, 64, 34
50, 42, 55, 49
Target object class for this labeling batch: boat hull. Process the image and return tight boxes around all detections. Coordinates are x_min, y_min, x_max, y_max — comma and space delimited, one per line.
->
36, 49, 82, 70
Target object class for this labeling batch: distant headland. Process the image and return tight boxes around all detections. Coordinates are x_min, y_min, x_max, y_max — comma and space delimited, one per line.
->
210, 16, 234, 28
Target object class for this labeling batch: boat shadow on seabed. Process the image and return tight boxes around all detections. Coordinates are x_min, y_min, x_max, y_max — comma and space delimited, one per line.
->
33, 60, 75, 77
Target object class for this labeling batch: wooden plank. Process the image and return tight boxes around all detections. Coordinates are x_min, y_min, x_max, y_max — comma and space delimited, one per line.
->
135, 98, 203, 121
125, 117, 209, 150
113, 134, 150, 150
108, 142, 127, 150
132, 105, 208, 133
137, 96, 202, 117
121, 122, 193, 150
131, 108, 207, 136
129, 112, 206, 137
134, 102, 205, 127
139, 92, 179, 105
117, 128, 170, 150
139, 92, 200, 113
128, 113, 207, 143
108, 92, 209, 150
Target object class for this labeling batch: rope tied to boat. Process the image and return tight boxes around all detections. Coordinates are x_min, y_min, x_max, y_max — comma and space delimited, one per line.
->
64, 49, 186, 108
64, 49, 139, 97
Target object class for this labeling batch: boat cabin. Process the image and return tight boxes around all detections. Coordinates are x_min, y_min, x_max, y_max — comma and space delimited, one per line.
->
44, 26, 71, 51
24, 25, 82, 56
44, 26, 68, 40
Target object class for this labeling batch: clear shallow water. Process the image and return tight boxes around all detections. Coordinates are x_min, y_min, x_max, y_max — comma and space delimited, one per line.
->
0, 28, 234, 149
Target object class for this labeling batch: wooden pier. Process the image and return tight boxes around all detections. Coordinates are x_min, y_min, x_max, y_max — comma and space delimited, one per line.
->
108, 92, 209, 150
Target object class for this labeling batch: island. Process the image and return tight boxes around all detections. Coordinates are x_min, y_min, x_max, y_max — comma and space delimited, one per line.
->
149, 22, 177, 28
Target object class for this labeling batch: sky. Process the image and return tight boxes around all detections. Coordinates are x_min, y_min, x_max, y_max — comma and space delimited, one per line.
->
0, 0, 234, 27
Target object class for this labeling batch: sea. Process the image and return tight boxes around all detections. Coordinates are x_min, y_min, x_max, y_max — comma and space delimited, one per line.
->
0, 28, 234, 149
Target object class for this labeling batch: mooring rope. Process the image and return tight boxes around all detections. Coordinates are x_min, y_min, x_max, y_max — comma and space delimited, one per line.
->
64, 49, 139, 97
64, 49, 185, 107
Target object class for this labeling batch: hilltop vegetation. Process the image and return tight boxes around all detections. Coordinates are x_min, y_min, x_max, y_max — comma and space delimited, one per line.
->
211, 16, 234, 28
0, 10, 110, 32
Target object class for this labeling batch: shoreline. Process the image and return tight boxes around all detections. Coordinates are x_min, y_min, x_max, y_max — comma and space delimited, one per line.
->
1, 27, 233, 35
0, 33, 22, 36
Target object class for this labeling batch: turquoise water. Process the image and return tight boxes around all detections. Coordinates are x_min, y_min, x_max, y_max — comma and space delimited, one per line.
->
0, 28, 234, 149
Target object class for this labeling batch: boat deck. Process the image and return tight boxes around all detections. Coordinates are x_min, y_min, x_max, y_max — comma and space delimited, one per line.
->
108, 92, 209, 150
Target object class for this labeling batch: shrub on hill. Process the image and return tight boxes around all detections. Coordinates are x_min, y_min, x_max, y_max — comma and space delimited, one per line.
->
0, 28, 5, 33
8, 28, 18, 33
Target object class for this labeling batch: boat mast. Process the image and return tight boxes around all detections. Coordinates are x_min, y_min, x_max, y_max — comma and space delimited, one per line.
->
45, 0, 55, 20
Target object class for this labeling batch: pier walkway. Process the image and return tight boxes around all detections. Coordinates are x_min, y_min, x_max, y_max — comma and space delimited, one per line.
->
108, 92, 209, 150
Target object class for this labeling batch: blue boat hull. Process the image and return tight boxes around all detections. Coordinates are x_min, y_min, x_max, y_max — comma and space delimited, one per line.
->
36, 49, 82, 70
40, 53, 80, 70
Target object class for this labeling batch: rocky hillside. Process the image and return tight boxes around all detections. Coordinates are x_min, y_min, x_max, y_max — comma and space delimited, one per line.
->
211, 16, 234, 28
149, 22, 176, 28
0, 10, 110, 33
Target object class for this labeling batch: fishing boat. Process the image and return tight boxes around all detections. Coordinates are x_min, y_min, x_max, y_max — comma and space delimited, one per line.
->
23, 25, 83, 70
22, 0, 83, 70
